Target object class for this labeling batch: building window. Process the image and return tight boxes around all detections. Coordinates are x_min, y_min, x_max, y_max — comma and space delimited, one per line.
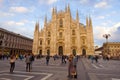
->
72, 30, 75, 35
40, 40, 42, 45
48, 40, 50, 45
59, 19, 63, 27
48, 31, 51, 37
59, 32, 62, 38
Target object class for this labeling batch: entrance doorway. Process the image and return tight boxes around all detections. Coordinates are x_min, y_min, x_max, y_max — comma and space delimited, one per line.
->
39, 50, 42, 55
58, 46, 63, 55
82, 49, 86, 56
72, 49, 76, 55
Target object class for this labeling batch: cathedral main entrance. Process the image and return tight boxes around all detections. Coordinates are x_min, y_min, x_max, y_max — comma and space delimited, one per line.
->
58, 46, 63, 55
72, 49, 76, 55
82, 49, 86, 56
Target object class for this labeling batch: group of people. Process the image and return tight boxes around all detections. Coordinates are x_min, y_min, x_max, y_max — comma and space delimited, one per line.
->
9, 53, 78, 79
9, 53, 34, 73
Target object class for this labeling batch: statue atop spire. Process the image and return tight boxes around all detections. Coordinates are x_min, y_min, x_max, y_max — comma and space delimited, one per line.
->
52, 7, 57, 16
67, 4, 70, 12
66, 4, 71, 18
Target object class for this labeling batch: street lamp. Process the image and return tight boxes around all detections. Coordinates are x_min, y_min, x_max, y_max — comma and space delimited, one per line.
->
103, 34, 111, 55
103, 34, 111, 43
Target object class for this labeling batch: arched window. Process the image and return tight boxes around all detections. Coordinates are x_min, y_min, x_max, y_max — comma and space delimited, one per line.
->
40, 40, 42, 45
48, 31, 51, 37
72, 30, 75, 35
48, 40, 50, 45
59, 19, 63, 27
39, 50, 42, 55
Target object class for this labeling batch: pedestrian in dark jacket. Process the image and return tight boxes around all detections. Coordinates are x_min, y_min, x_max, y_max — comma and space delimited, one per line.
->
46, 55, 50, 65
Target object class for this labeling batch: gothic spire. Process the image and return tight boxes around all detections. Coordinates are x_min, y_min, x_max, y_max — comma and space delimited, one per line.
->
65, 5, 67, 12
86, 16, 89, 27
35, 21, 39, 31
52, 7, 54, 16
76, 9, 79, 22
54, 7, 57, 14
89, 16, 92, 27
44, 15, 47, 25
67, 4, 70, 13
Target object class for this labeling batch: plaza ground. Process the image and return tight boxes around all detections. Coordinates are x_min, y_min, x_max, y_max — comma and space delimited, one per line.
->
0, 57, 120, 80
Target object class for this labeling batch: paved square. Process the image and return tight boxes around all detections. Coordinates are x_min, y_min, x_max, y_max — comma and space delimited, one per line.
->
0, 71, 53, 80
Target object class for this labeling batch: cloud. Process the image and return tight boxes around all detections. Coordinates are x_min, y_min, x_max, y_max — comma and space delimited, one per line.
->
80, 0, 89, 4
94, 1, 109, 8
1, 20, 35, 38
5, 21, 24, 26
9, 6, 29, 13
0, 12, 14, 17
0, 0, 3, 3
94, 22, 120, 42
109, 22, 120, 34
3, 19, 36, 27
0, 0, 3, 7
97, 16, 105, 19
39, 0, 57, 5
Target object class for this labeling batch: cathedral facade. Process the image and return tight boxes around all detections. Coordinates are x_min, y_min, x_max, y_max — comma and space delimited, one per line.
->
32, 5, 94, 56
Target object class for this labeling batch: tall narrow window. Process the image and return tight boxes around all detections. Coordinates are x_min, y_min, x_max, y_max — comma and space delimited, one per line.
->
48, 40, 50, 45
48, 31, 50, 37
72, 30, 75, 35
59, 19, 63, 27
40, 40, 42, 45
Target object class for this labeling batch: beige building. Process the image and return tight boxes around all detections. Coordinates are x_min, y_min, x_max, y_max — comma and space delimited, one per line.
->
0, 28, 33, 55
32, 5, 94, 56
103, 42, 120, 57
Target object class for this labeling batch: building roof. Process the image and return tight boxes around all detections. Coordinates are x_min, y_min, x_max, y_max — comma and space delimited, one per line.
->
95, 47, 103, 51
0, 28, 33, 41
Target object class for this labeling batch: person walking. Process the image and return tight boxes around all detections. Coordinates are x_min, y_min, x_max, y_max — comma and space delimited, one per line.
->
10, 54, 16, 73
72, 53, 78, 78
25, 53, 31, 72
95, 55, 99, 63
68, 54, 74, 78
46, 54, 50, 65
30, 54, 35, 69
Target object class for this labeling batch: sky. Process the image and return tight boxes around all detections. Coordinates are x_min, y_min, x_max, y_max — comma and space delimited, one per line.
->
0, 0, 120, 47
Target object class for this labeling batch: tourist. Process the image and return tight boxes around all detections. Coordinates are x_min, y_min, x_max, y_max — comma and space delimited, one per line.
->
46, 54, 50, 65
25, 53, 31, 72
72, 53, 78, 78
10, 54, 16, 73
68, 54, 74, 78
